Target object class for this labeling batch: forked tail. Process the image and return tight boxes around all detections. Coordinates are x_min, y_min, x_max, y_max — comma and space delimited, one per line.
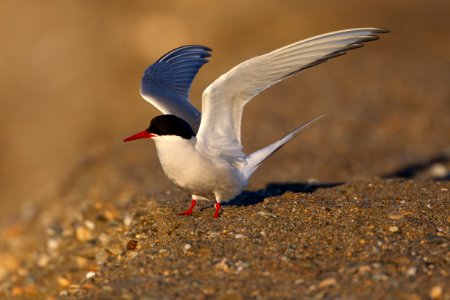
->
241, 115, 325, 179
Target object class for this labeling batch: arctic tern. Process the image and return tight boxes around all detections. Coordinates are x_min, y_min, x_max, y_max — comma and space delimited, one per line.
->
124, 28, 388, 218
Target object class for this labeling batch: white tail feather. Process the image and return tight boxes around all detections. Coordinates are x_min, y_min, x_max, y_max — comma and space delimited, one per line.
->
241, 115, 325, 179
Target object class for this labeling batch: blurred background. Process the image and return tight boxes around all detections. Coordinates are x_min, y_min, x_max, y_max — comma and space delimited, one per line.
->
1, 0, 449, 223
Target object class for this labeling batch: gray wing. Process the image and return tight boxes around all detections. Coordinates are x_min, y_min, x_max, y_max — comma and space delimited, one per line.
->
196, 28, 388, 162
141, 45, 212, 132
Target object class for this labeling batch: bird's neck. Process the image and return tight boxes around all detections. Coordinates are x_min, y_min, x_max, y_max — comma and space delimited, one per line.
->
152, 136, 198, 170
153, 135, 195, 156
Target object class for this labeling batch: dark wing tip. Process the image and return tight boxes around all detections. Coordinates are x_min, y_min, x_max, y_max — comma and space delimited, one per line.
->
141, 45, 213, 99
157, 45, 212, 62
183, 45, 212, 51
375, 28, 390, 33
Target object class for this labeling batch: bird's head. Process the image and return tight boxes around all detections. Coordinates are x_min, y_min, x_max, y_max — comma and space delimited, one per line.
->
123, 114, 195, 142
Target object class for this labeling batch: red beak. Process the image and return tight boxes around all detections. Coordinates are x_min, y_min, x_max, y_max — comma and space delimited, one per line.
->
123, 130, 155, 142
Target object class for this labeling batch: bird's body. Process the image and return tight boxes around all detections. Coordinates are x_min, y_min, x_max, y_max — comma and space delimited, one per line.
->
124, 28, 388, 218
152, 135, 246, 201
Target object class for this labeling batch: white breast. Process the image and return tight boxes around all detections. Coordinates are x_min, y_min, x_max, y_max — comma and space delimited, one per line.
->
152, 136, 247, 200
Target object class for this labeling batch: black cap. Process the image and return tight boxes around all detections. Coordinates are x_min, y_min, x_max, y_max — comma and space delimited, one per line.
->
147, 115, 195, 139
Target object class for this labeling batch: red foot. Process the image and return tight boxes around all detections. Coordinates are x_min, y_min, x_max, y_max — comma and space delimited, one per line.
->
177, 199, 196, 216
213, 202, 221, 219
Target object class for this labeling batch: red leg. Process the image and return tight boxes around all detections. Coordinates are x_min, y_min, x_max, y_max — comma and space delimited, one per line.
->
213, 202, 221, 219
177, 199, 197, 216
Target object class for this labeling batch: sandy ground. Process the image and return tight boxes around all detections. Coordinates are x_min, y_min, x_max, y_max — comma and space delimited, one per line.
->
0, 0, 449, 299
0, 150, 448, 299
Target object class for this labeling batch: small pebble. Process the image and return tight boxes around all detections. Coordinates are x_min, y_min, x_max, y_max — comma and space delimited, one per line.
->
68, 284, 80, 289
208, 232, 219, 238
84, 220, 95, 230
86, 271, 96, 279
430, 286, 443, 299
37, 255, 50, 267
388, 226, 399, 233
126, 240, 138, 251
295, 279, 304, 285
406, 266, 417, 276
62, 228, 74, 237
388, 213, 403, 220
214, 259, 230, 273
46, 227, 57, 236
429, 163, 447, 177
59, 290, 69, 297
47, 238, 61, 251
99, 233, 111, 246
234, 234, 246, 239
183, 244, 192, 251
104, 209, 119, 221
257, 211, 277, 217
123, 214, 133, 227
76, 226, 92, 242
235, 261, 247, 273
318, 277, 337, 288
372, 273, 389, 281
358, 265, 371, 274
201, 287, 215, 295
76, 256, 88, 268
57, 276, 70, 287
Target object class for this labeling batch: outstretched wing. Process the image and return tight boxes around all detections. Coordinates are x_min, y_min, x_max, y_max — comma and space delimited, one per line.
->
196, 28, 388, 161
141, 45, 212, 132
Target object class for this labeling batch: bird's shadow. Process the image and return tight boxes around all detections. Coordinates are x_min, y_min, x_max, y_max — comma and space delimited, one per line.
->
383, 152, 450, 181
224, 181, 342, 207
223, 152, 449, 207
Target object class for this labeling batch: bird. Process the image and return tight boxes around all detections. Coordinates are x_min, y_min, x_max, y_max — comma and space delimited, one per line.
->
123, 28, 388, 218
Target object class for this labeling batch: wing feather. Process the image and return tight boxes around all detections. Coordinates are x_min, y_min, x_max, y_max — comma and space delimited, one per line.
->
140, 45, 212, 132
196, 28, 388, 160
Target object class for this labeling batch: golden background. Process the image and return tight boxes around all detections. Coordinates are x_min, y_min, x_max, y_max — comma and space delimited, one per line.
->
1, 0, 449, 221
